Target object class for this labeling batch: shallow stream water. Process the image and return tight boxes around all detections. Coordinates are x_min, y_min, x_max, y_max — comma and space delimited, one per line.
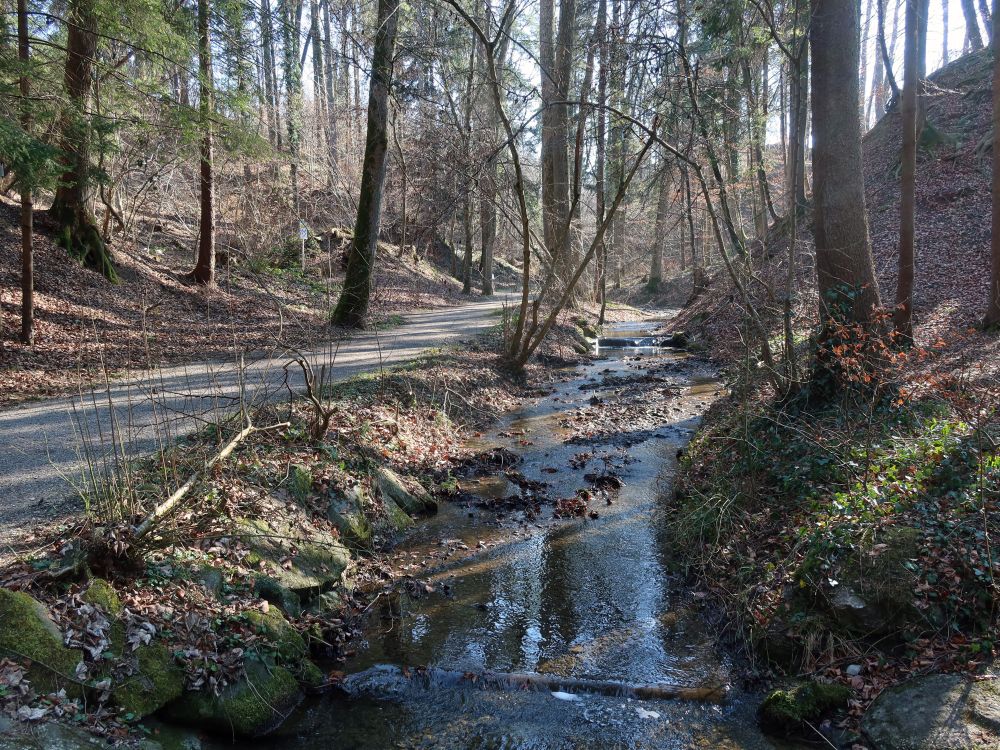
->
196, 321, 789, 749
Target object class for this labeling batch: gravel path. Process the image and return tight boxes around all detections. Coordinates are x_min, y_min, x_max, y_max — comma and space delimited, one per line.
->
0, 295, 512, 542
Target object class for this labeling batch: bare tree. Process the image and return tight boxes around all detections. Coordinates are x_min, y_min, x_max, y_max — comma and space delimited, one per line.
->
331, 0, 400, 326
894, 0, 917, 342
190, 0, 216, 286
17, 0, 32, 343
985, 0, 1000, 327
811, 0, 882, 324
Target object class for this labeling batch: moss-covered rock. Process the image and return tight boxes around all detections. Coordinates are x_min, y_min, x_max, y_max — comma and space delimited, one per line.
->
111, 642, 185, 718
82, 579, 122, 617
758, 680, 852, 735
245, 608, 307, 661
0, 588, 84, 696
376, 466, 437, 516
252, 576, 301, 617
827, 526, 924, 636
163, 656, 302, 738
383, 496, 414, 532
236, 494, 351, 596
191, 566, 225, 599
288, 464, 313, 502
327, 486, 373, 548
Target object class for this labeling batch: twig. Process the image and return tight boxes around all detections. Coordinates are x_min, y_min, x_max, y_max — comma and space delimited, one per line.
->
133, 420, 289, 540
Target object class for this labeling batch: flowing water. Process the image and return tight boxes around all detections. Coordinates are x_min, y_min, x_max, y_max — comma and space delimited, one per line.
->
192, 321, 788, 749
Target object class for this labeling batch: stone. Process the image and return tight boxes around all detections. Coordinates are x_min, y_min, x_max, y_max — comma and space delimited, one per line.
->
245, 608, 307, 661
81, 579, 122, 617
111, 642, 185, 718
861, 673, 1000, 750
376, 466, 438, 516
191, 566, 225, 598
0, 588, 84, 696
252, 576, 301, 617
237, 494, 351, 596
308, 590, 343, 616
758, 680, 852, 736
827, 526, 924, 637
288, 464, 313, 502
163, 655, 302, 738
661, 331, 689, 348
327, 485, 373, 548
845, 664, 862, 677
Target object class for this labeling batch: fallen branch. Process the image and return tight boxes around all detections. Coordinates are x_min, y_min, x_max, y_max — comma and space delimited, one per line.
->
133, 420, 289, 540
342, 664, 729, 703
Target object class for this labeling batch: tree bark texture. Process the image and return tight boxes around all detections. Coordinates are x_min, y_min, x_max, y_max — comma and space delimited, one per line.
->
810, 0, 882, 324
331, 0, 399, 326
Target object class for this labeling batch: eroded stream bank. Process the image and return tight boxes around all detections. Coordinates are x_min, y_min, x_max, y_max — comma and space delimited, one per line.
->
230, 322, 785, 749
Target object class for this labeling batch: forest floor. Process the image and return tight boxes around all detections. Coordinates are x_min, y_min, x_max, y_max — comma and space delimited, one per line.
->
0, 201, 468, 406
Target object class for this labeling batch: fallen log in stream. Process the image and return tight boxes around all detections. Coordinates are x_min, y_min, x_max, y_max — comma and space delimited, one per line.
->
340, 664, 729, 703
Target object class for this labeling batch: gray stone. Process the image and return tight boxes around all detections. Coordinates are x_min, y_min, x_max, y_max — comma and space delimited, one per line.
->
327, 485, 373, 547
376, 466, 437, 516
237, 494, 352, 595
862, 673, 1000, 749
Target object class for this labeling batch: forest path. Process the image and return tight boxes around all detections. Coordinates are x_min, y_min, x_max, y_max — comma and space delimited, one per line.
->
0, 294, 514, 541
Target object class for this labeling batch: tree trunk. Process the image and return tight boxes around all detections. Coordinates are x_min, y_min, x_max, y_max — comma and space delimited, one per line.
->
980, 0, 993, 37
191, 0, 215, 285
282, 0, 304, 214
50, 0, 116, 281
17, 0, 33, 344
462, 193, 474, 295
867, 0, 886, 125
460, 26, 476, 295
810, 0, 882, 324
552, 0, 574, 273
594, 0, 608, 317
331, 0, 399, 326
539, 0, 557, 254
310, 0, 326, 147
648, 163, 670, 291
321, 0, 338, 166
962, 0, 985, 50
942, 0, 949, 66
984, 0, 1000, 327
895, 0, 917, 342
786, 37, 808, 216
261, 0, 281, 147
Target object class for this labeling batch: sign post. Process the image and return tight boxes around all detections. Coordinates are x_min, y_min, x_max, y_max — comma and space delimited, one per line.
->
299, 221, 308, 271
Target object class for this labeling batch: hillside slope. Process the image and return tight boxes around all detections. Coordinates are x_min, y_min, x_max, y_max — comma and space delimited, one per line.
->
0, 203, 464, 405
674, 48, 999, 379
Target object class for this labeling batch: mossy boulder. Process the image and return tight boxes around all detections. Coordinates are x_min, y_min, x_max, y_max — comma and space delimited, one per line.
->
191, 566, 225, 598
252, 576, 301, 617
164, 655, 302, 738
327, 485, 373, 548
826, 526, 925, 637
236, 494, 351, 596
82, 579, 122, 617
111, 642, 185, 718
758, 680, 852, 735
383, 495, 414, 532
376, 466, 437, 516
0, 588, 84, 696
245, 608, 307, 661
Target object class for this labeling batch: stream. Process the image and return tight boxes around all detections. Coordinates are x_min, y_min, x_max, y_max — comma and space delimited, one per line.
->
194, 320, 786, 749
